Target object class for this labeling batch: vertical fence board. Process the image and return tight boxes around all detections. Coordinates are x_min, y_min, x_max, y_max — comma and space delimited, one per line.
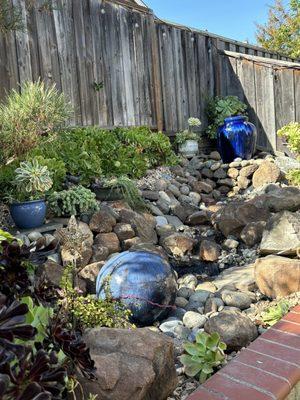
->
0, 0, 299, 152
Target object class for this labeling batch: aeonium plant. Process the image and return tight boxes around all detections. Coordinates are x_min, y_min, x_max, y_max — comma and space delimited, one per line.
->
13, 159, 53, 203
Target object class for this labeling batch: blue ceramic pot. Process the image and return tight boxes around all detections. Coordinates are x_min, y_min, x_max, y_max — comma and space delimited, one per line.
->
10, 199, 46, 229
217, 115, 257, 163
96, 251, 177, 325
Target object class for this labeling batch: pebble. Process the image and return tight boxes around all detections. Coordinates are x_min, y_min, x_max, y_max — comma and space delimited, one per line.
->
224, 238, 239, 249
183, 311, 207, 329
28, 231, 43, 242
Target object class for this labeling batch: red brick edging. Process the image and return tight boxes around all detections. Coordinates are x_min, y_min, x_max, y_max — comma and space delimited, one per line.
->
187, 305, 300, 400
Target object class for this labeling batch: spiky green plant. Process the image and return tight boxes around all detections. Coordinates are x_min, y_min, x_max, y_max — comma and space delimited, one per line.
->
104, 176, 145, 209
0, 80, 72, 163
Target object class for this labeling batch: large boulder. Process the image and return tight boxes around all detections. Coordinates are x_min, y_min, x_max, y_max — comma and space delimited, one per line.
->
79, 328, 177, 400
213, 202, 270, 237
254, 255, 300, 298
264, 186, 300, 212
252, 161, 281, 188
204, 310, 258, 351
260, 211, 300, 256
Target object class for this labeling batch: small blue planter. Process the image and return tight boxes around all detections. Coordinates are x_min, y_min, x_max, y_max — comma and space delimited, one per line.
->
217, 115, 257, 163
10, 199, 46, 229
96, 251, 177, 325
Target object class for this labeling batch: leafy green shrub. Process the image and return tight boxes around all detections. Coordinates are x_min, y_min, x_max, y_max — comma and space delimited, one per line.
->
48, 185, 99, 217
0, 80, 72, 163
261, 300, 290, 326
277, 122, 300, 156
61, 265, 133, 329
206, 96, 248, 139
104, 176, 145, 209
32, 126, 177, 184
14, 159, 53, 202
286, 169, 300, 186
180, 332, 226, 383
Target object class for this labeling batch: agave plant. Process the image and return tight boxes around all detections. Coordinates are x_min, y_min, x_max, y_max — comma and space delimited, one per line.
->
15, 159, 53, 194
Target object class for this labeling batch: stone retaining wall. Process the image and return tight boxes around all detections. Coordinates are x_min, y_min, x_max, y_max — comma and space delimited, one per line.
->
187, 305, 300, 400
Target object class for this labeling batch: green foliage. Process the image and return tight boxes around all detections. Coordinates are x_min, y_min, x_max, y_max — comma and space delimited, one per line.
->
0, 80, 72, 164
60, 265, 133, 329
48, 185, 99, 217
0, 229, 14, 248
180, 332, 226, 383
261, 300, 290, 326
175, 130, 199, 145
0, 0, 23, 33
277, 122, 300, 156
256, 0, 300, 59
0, 162, 18, 201
104, 176, 145, 209
206, 96, 248, 139
286, 169, 300, 186
32, 126, 177, 184
21, 296, 53, 342
14, 159, 53, 201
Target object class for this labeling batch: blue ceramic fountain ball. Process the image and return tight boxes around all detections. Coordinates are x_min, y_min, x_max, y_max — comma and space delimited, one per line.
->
217, 116, 257, 163
96, 251, 177, 325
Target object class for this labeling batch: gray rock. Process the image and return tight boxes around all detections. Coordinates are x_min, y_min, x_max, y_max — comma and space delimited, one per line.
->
159, 318, 183, 334
177, 287, 194, 299
183, 311, 207, 329
210, 151, 221, 160
204, 297, 224, 314
240, 221, 266, 246
201, 168, 214, 179
221, 290, 252, 310
260, 211, 300, 256
223, 238, 239, 249
177, 274, 197, 290
180, 185, 190, 195
186, 211, 210, 226
189, 290, 211, 304
264, 186, 300, 213
213, 168, 227, 179
168, 184, 181, 198
28, 231, 43, 242
175, 297, 189, 308
155, 216, 168, 227
173, 325, 191, 340
204, 310, 258, 351
189, 191, 201, 206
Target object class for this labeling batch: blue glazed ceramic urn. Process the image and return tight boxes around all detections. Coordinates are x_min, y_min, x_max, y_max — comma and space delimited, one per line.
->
217, 115, 257, 163
10, 199, 46, 229
96, 250, 177, 325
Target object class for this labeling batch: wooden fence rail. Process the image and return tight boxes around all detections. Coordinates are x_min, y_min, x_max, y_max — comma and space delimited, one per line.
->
0, 0, 299, 152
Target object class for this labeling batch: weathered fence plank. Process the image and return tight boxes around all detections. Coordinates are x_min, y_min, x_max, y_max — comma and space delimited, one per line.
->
0, 0, 299, 153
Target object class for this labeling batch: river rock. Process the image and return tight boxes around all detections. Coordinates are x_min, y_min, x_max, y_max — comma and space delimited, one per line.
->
221, 290, 252, 310
264, 186, 300, 212
260, 211, 300, 255
113, 223, 135, 241
240, 221, 266, 246
239, 164, 258, 177
80, 328, 177, 400
254, 255, 300, 298
89, 209, 117, 233
161, 233, 195, 257
213, 202, 270, 237
252, 161, 281, 188
183, 311, 206, 329
199, 240, 221, 262
94, 232, 120, 254
119, 209, 157, 244
186, 210, 210, 225
204, 310, 258, 351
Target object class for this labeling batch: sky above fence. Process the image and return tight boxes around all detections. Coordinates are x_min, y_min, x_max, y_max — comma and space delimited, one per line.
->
145, 0, 270, 45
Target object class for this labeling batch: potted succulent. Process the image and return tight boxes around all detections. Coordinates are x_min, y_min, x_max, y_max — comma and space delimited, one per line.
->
9, 159, 53, 229
176, 117, 201, 158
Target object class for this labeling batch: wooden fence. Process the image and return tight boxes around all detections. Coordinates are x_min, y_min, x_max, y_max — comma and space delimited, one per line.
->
0, 0, 299, 152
